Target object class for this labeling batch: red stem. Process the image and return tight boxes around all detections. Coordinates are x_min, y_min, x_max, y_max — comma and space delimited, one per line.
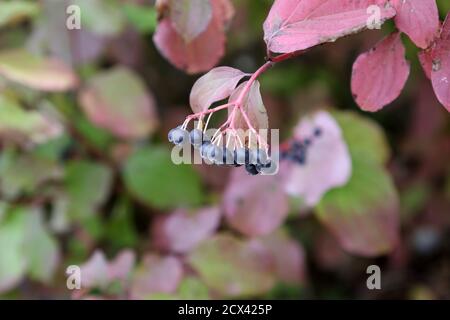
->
270, 49, 307, 63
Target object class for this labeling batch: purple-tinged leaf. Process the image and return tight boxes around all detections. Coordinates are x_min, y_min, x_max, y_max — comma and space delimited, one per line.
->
223, 170, 289, 237
351, 32, 410, 112
79, 67, 159, 140
258, 231, 306, 285
430, 14, 450, 112
170, 0, 212, 42
0, 49, 78, 91
190, 67, 248, 113
130, 254, 183, 299
187, 233, 275, 298
152, 206, 221, 254
282, 111, 351, 206
263, 0, 396, 54
393, 0, 440, 49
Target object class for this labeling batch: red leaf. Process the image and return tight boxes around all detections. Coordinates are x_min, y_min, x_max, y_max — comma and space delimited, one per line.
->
392, 0, 440, 49
152, 206, 221, 254
430, 15, 450, 112
263, 0, 396, 54
153, 0, 233, 74
190, 67, 248, 113
223, 170, 289, 237
351, 32, 410, 112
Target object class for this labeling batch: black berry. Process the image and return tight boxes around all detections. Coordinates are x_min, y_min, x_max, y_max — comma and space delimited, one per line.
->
171, 128, 188, 145
314, 127, 322, 137
245, 163, 260, 175
190, 129, 203, 148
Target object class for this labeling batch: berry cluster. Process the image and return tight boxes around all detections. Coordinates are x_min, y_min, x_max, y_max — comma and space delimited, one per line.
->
280, 127, 322, 165
168, 126, 276, 176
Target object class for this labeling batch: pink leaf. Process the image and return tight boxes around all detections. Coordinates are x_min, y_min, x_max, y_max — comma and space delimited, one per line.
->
392, 0, 440, 49
223, 170, 289, 237
79, 251, 110, 289
107, 250, 136, 283
228, 81, 269, 133
152, 206, 221, 254
263, 0, 396, 54
190, 67, 248, 113
79, 250, 136, 290
351, 32, 410, 112
281, 111, 351, 206
430, 14, 450, 112
153, 0, 233, 74
130, 254, 183, 299
169, 0, 212, 42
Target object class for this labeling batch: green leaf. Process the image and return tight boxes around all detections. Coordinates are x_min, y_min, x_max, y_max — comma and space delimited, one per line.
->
0, 150, 62, 200
0, 94, 63, 144
0, 208, 27, 293
74, 116, 114, 151
24, 209, 59, 283
178, 277, 210, 300
316, 111, 400, 257
187, 233, 276, 298
124, 3, 157, 33
0, 1, 40, 28
105, 197, 138, 250
64, 160, 113, 220
316, 158, 400, 257
333, 110, 390, 165
123, 147, 204, 209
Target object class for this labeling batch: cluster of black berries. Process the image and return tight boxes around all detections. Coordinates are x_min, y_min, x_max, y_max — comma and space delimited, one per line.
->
168, 127, 276, 175
280, 127, 322, 165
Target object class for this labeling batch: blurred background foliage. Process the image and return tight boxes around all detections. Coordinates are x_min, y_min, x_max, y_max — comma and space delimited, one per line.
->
0, 0, 449, 299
